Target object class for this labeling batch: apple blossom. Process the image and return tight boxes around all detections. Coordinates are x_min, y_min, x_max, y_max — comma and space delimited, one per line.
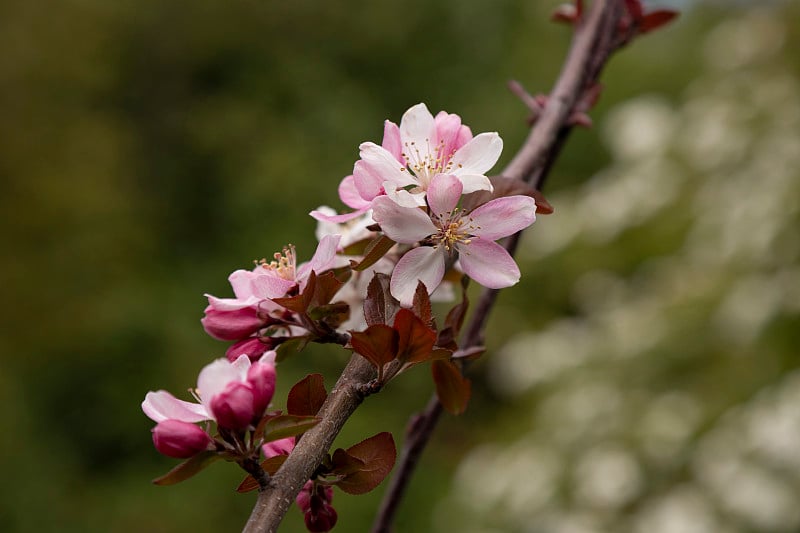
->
372, 173, 536, 306
142, 352, 277, 432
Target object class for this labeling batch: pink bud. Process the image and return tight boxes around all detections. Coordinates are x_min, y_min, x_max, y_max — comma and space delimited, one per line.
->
210, 382, 256, 430
247, 360, 277, 416
262, 437, 295, 459
202, 306, 263, 341
226, 336, 276, 362
151, 420, 213, 458
298, 481, 337, 532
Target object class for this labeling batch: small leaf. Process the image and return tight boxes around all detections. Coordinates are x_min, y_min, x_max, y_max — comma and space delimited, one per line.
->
333, 432, 396, 495
287, 374, 328, 417
275, 335, 312, 362
432, 360, 471, 415
349, 325, 399, 369
394, 309, 437, 364
273, 271, 315, 313
309, 271, 345, 308
411, 281, 432, 325
236, 455, 288, 493
341, 237, 373, 256
330, 448, 367, 476
363, 272, 400, 326
152, 451, 221, 486
260, 414, 321, 443
351, 235, 396, 272
640, 10, 678, 33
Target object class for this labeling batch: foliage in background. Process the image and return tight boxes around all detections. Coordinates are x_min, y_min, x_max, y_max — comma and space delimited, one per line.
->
0, 1, 797, 531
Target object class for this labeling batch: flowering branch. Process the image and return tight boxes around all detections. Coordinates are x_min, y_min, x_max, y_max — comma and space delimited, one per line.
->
141, 1, 678, 531
371, 1, 659, 531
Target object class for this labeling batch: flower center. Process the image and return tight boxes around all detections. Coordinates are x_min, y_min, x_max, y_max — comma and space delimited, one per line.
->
257, 245, 296, 280
402, 139, 459, 188
433, 209, 477, 252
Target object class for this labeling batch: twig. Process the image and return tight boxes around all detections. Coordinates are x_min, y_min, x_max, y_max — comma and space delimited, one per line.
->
371, 1, 626, 531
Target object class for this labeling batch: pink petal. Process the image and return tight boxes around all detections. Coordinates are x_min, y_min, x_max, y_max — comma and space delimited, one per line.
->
427, 174, 463, 217
229, 269, 258, 300
205, 294, 259, 312
152, 420, 213, 458
371, 196, 437, 244
452, 132, 503, 177
400, 103, 436, 150
354, 143, 409, 201
262, 437, 295, 458
469, 195, 537, 240
457, 239, 521, 289
390, 246, 446, 307
338, 175, 371, 210
296, 234, 341, 283
310, 206, 370, 224
434, 111, 471, 159
381, 120, 405, 164
142, 390, 210, 423
250, 272, 296, 300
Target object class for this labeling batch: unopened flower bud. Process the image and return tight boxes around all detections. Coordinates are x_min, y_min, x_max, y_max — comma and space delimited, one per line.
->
201, 306, 263, 341
210, 382, 256, 430
262, 437, 294, 459
151, 420, 213, 458
298, 481, 336, 532
225, 336, 277, 362
247, 359, 277, 416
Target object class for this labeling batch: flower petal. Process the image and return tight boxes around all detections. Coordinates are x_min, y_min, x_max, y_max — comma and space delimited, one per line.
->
383, 183, 427, 208
455, 174, 493, 194
451, 132, 503, 177
382, 120, 405, 164
391, 246, 446, 307
338, 175, 371, 210
296, 234, 341, 283
469, 195, 537, 240
400, 103, 436, 149
310, 206, 370, 224
142, 390, 210, 423
354, 143, 410, 201
457, 238, 521, 289
197, 357, 248, 408
371, 196, 437, 244
427, 174, 463, 217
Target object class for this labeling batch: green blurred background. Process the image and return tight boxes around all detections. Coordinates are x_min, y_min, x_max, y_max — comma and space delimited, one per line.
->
2, 0, 799, 531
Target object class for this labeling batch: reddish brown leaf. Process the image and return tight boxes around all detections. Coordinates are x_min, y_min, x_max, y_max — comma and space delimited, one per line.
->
349, 325, 399, 369
624, 0, 643, 19
341, 237, 373, 256
333, 432, 396, 495
236, 455, 288, 493
640, 10, 678, 33
273, 271, 315, 313
287, 374, 328, 417
308, 302, 350, 326
432, 360, 471, 415
394, 309, 437, 364
352, 235, 396, 272
152, 451, 221, 486
309, 271, 345, 308
363, 272, 400, 326
411, 281, 432, 325
330, 448, 366, 476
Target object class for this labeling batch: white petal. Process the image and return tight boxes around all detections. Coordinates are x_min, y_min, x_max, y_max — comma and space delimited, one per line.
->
451, 132, 503, 177
400, 103, 436, 149
458, 239, 520, 289
383, 183, 427, 208
142, 390, 209, 423
371, 196, 437, 244
469, 195, 536, 240
390, 246, 446, 307
197, 358, 244, 406
455, 174, 493, 194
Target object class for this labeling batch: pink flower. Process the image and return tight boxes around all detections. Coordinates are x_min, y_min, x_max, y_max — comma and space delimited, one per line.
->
151, 420, 213, 458
201, 306, 266, 341
372, 173, 536, 306
262, 436, 295, 459
142, 352, 277, 431
311, 103, 499, 223
353, 103, 501, 208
